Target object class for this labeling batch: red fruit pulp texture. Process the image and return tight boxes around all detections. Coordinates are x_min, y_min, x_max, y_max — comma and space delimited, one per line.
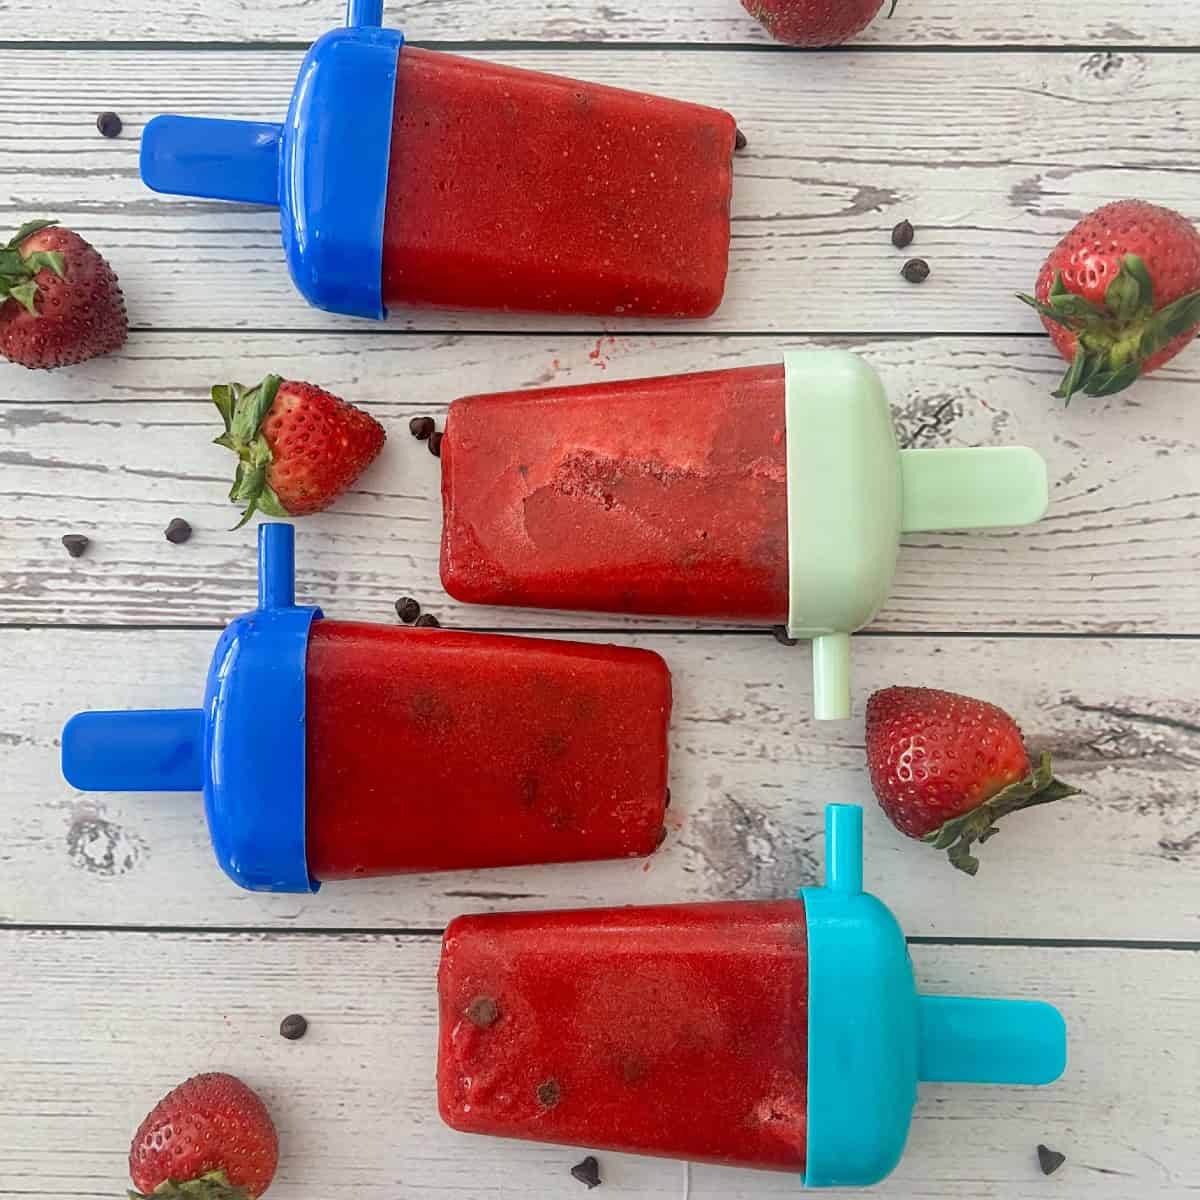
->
438, 899, 809, 1171
381, 48, 736, 318
440, 364, 790, 622
1036, 200, 1200, 375
742, 0, 885, 47
303, 621, 671, 878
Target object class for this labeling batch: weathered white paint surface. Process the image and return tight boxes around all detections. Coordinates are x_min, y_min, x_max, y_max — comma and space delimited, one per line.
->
1, 931, 1197, 1199
0, 50, 1196, 333
0, 0, 1191, 46
1, 2, 1198, 1198
2, 334, 1197, 633
6, 628, 1198, 936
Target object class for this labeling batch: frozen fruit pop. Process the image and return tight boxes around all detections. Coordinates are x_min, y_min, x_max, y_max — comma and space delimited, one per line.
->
139, 2, 736, 321
61, 524, 671, 892
438, 806, 1067, 1186
440, 350, 1051, 719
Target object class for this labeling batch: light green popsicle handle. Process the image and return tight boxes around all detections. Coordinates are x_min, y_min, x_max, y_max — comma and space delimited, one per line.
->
812, 633, 851, 722
900, 447, 1049, 533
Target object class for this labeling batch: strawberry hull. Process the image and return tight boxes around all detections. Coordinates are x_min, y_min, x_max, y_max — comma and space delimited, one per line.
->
304, 621, 672, 878
438, 899, 809, 1171
381, 49, 735, 318
440, 364, 790, 622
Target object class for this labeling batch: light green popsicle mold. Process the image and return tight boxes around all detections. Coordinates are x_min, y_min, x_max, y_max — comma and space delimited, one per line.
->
784, 350, 1049, 721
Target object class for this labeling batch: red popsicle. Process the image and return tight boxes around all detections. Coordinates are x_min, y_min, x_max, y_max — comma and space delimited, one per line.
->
438, 899, 808, 1171
382, 49, 737, 318
440, 364, 789, 621
304, 621, 672, 879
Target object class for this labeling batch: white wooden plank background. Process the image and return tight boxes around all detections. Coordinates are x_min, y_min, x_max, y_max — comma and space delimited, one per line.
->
7, 629, 1199, 937
1, 1, 1198, 1198
0, 0, 1192, 47
3, 334, 1197, 633
2, 49, 1197, 333
2, 931, 1197, 1199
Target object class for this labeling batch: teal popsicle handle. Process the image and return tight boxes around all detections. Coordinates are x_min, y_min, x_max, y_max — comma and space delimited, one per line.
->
917, 995, 1067, 1085
900, 447, 1048, 533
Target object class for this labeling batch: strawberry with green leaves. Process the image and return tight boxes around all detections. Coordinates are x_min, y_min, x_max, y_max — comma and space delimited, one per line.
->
0, 219, 127, 369
214, 375, 386, 527
128, 1073, 278, 1199
1019, 200, 1200, 401
865, 686, 1080, 876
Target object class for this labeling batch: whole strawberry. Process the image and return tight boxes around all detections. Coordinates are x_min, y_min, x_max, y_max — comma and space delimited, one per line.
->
865, 687, 1079, 875
742, 0, 897, 46
213, 374, 386, 526
1019, 201, 1200, 401
128, 1072, 278, 1199
0, 220, 127, 368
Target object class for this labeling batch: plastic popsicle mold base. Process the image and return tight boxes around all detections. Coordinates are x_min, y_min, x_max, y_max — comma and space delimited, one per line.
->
800, 805, 1067, 1188
782, 350, 1050, 720
61, 524, 322, 893
139, 2, 403, 319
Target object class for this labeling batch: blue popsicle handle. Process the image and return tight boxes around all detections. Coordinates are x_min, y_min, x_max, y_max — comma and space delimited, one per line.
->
141, 116, 282, 206
347, 0, 384, 25
917, 995, 1067, 1085
257, 523, 297, 610
62, 708, 205, 792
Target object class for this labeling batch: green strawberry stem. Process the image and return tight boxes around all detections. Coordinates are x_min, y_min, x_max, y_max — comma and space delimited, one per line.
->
1018, 254, 1200, 403
0, 219, 66, 316
212, 374, 291, 529
128, 1170, 253, 1200
923, 752, 1080, 877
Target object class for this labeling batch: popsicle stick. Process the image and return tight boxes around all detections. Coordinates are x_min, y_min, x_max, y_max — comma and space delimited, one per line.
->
0, 930, 1194, 1199
1, 332, 1196, 636
5, 627, 1198, 938
1, 49, 1198, 334
2, 0, 1192, 46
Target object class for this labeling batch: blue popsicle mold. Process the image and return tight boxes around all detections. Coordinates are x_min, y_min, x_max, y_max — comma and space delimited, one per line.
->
139, 1, 404, 319
800, 805, 1067, 1188
61, 524, 322, 893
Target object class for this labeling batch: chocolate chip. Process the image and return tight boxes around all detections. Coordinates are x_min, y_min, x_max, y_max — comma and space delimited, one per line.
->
891, 219, 915, 249
414, 613, 441, 628
429, 431, 444, 457
395, 596, 421, 624
570, 1156, 602, 1189
772, 625, 799, 646
279, 1013, 308, 1041
409, 416, 436, 441
902, 257, 931, 284
61, 534, 90, 558
164, 518, 192, 545
1037, 1145, 1066, 1176
734, 129, 748, 151
466, 995, 498, 1028
536, 1078, 562, 1108
96, 111, 123, 138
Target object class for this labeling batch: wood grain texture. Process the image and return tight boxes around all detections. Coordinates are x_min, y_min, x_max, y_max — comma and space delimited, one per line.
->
1, 49, 1197, 333
1, 0, 1193, 46
4, 628, 1198, 936
2, 334, 1197, 634
1, 929, 1196, 1198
